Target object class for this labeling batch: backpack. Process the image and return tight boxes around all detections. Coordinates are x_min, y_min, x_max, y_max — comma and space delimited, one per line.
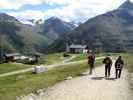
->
116, 63, 123, 69
88, 55, 95, 64
103, 58, 111, 65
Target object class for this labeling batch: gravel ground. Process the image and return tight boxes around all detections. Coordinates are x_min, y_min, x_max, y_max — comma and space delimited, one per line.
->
21, 61, 133, 100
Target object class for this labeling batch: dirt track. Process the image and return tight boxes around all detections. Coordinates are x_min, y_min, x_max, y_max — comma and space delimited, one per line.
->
0, 56, 105, 77
25, 61, 133, 100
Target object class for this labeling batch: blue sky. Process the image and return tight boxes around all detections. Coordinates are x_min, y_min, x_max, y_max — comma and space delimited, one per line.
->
0, 2, 66, 12
0, 0, 132, 24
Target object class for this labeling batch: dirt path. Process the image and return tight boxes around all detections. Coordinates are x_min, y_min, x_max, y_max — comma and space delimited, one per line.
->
23, 61, 133, 100
0, 55, 76, 77
60, 55, 77, 64
0, 56, 105, 77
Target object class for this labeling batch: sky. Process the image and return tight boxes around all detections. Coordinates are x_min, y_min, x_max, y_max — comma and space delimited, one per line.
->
0, 0, 133, 24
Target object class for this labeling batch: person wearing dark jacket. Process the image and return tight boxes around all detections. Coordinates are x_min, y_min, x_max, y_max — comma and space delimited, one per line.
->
115, 56, 124, 79
88, 51, 95, 75
103, 56, 112, 78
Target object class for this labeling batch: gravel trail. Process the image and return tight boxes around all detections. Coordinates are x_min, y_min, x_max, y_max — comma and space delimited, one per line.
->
35, 62, 133, 100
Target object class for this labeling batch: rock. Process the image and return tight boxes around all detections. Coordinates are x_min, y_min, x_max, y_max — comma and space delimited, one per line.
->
17, 95, 26, 100
26, 93, 36, 100
66, 76, 73, 80
33, 65, 46, 74
28, 97, 34, 100
35, 89, 44, 96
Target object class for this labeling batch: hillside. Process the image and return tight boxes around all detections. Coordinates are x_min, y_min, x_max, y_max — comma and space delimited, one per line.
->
1, 1, 133, 53
67, 0, 133, 52
0, 14, 75, 53
0, 13, 50, 53
37, 17, 76, 43
34, 17, 76, 53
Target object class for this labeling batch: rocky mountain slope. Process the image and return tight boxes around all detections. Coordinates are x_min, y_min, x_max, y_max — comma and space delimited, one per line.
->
67, 0, 133, 52
0, 14, 75, 53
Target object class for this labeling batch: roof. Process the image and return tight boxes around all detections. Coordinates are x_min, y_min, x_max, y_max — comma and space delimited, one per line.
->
69, 44, 87, 49
5, 53, 21, 57
23, 53, 42, 56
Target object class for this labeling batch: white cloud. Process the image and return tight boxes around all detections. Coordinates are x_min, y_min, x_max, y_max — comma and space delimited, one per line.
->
0, 0, 133, 10
44, 0, 70, 6
5, 0, 133, 24
8, 10, 44, 19
43, 0, 133, 22
0, 0, 44, 9
0, 0, 70, 9
8, 10, 45, 25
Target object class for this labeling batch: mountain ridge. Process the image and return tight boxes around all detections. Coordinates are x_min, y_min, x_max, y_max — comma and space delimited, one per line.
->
0, 0, 133, 53
0, 14, 76, 53
66, 1, 133, 52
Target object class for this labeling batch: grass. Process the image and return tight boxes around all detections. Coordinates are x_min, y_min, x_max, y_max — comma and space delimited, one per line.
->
122, 53, 133, 72
70, 53, 86, 62
0, 58, 103, 100
0, 52, 107, 74
121, 53, 133, 93
0, 53, 70, 74
70, 53, 106, 62
0, 63, 32, 74
39, 53, 71, 65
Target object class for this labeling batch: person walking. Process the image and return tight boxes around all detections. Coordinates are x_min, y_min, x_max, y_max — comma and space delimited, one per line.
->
115, 56, 124, 79
87, 50, 95, 75
103, 56, 112, 78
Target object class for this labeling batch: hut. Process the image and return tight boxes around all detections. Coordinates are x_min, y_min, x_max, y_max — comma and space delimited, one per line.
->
66, 44, 87, 53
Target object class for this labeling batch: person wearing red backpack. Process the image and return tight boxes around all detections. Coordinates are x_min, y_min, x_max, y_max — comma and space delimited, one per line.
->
87, 50, 95, 75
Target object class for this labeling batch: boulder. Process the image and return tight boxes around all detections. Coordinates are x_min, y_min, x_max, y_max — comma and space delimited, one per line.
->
33, 65, 46, 74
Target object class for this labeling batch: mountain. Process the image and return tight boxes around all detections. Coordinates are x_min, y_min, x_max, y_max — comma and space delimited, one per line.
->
119, 0, 133, 10
33, 17, 76, 52
0, 13, 50, 53
2, 1, 132, 53
39, 17, 76, 42
0, 14, 76, 53
0, 13, 19, 22
67, 0, 133, 52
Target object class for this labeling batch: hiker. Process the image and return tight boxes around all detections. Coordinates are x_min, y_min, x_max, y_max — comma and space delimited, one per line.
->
103, 56, 112, 77
87, 50, 95, 75
115, 56, 124, 79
